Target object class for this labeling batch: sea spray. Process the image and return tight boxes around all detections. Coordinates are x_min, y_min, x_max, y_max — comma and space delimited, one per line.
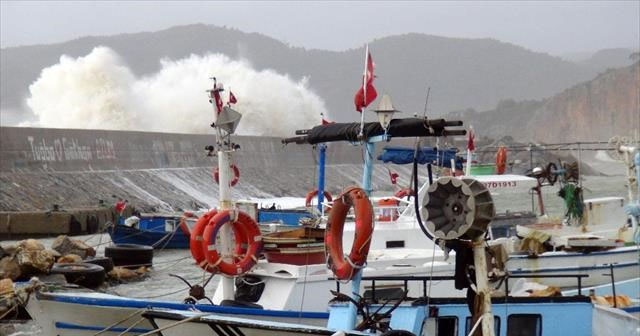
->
26, 47, 137, 130
26, 46, 326, 137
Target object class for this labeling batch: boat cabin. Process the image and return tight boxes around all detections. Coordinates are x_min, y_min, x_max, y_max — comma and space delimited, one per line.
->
325, 275, 618, 336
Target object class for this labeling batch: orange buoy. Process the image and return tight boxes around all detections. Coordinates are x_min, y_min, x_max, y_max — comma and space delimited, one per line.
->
496, 146, 508, 175
213, 164, 240, 187
304, 190, 333, 208
202, 210, 263, 276
325, 187, 374, 280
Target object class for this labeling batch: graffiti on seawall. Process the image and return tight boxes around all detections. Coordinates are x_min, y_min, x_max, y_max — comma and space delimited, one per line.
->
26, 136, 116, 162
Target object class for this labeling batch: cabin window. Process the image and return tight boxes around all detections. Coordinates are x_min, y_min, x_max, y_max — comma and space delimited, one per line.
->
507, 314, 541, 336
386, 240, 405, 248
165, 219, 177, 232
436, 316, 458, 336
465, 316, 501, 335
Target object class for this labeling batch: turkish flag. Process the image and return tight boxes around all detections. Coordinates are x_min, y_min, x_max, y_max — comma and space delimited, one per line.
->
228, 91, 237, 104
210, 87, 224, 114
467, 128, 475, 151
388, 169, 399, 185
354, 51, 377, 112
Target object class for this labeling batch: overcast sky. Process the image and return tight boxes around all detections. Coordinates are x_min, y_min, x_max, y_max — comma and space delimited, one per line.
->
1, 1, 639, 56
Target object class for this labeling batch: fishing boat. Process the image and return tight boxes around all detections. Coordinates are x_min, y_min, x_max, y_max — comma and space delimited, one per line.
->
140, 175, 639, 336
143, 279, 639, 336
108, 212, 194, 249
381, 135, 640, 292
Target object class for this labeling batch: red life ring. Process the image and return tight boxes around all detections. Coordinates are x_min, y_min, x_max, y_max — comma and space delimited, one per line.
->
304, 190, 333, 208
202, 210, 263, 276
213, 164, 240, 187
496, 146, 508, 175
189, 209, 218, 272
325, 187, 374, 280
393, 188, 415, 199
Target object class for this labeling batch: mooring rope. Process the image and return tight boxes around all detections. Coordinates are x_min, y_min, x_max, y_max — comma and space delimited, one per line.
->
136, 312, 208, 336
91, 308, 146, 336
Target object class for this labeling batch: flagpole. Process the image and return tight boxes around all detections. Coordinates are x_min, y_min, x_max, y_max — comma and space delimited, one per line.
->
358, 44, 368, 138
465, 125, 474, 176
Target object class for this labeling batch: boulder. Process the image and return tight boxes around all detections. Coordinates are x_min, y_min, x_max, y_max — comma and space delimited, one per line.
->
0, 278, 13, 297
108, 267, 140, 280
107, 266, 150, 281
57, 254, 83, 264
0, 257, 21, 280
15, 241, 55, 276
1, 244, 17, 257
18, 239, 44, 251
47, 249, 62, 259
51, 235, 96, 259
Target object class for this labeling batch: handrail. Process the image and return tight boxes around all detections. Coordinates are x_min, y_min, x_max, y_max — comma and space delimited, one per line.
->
330, 273, 590, 302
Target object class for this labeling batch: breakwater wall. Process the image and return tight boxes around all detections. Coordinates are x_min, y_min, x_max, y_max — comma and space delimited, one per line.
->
0, 127, 416, 213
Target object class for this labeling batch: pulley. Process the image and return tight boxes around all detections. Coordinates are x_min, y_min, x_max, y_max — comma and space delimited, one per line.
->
420, 177, 495, 240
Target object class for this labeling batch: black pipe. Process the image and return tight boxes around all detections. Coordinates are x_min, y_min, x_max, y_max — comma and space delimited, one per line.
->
412, 156, 434, 241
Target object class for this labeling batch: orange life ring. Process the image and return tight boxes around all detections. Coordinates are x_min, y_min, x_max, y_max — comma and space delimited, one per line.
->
325, 187, 374, 280
304, 190, 333, 208
189, 209, 218, 272
394, 188, 415, 199
213, 164, 240, 187
202, 210, 263, 276
496, 146, 508, 175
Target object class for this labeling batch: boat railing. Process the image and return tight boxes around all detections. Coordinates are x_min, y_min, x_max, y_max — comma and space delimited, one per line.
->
330, 273, 590, 302
317, 196, 413, 220
503, 273, 589, 296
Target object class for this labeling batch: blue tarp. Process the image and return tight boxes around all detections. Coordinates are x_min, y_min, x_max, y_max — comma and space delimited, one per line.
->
377, 146, 463, 170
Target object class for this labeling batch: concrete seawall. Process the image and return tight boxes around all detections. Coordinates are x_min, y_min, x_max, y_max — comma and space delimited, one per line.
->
0, 126, 416, 236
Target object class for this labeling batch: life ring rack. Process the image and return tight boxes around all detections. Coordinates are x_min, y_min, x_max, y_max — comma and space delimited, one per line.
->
189, 209, 263, 275
325, 186, 374, 280
213, 164, 240, 187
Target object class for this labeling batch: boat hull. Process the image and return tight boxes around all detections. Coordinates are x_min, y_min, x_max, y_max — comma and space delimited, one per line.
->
505, 245, 640, 289
144, 310, 368, 336
25, 289, 328, 336
109, 224, 189, 249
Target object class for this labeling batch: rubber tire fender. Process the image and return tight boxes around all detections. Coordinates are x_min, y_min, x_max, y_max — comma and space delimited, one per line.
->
85, 256, 114, 273
50, 262, 106, 289
105, 243, 153, 269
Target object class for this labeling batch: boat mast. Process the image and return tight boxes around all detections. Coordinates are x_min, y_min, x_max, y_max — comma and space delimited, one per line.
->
208, 77, 237, 301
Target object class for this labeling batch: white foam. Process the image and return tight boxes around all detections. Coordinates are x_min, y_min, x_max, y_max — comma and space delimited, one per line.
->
25, 46, 326, 137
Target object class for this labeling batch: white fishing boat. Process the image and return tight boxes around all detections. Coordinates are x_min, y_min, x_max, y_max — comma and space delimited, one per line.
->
140, 176, 639, 336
